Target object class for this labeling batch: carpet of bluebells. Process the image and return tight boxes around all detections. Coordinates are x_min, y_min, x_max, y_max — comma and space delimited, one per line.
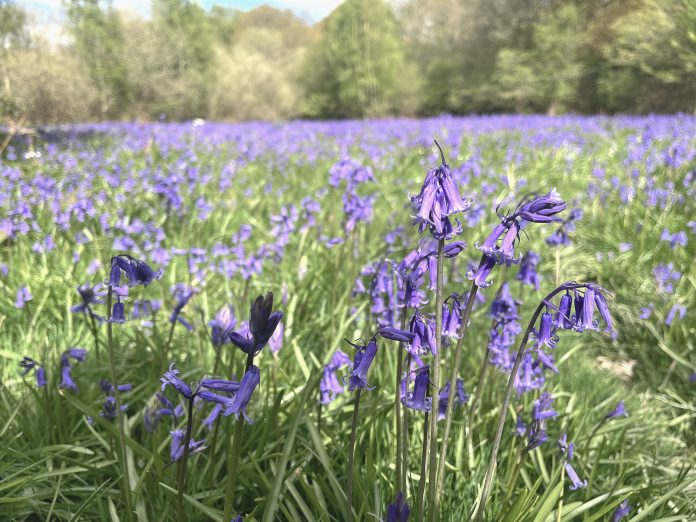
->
1, 115, 695, 521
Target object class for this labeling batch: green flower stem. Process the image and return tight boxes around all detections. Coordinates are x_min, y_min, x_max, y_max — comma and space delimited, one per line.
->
394, 306, 408, 495
106, 287, 133, 522
346, 388, 362, 522
223, 352, 254, 522
415, 411, 429, 522
426, 239, 445, 520
176, 395, 195, 522
433, 280, 478, 515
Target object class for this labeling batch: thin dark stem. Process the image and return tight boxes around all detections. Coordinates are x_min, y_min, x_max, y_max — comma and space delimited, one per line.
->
427, 239, 444, 521
106, 287, 133, 522
347, 389, 362, 522
164, 321, 175, 364
176, 396, 195, 522
86, 304, 101, 359
434, 281, 478, 505
223, 352, 254, 522
472, 284, 574, 520
401, 352, 412, 491
416, 412, 429, 522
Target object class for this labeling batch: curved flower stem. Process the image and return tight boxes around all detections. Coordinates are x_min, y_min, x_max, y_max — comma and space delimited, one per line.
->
415, 412, 429, 522
426, 240, 445, 520
433, 280, 478, 515
347, 389, 362, 522
176, 396, 195, 522
223, 352, 254, 522
472, 284, 572, 521
106, 287, 133, 522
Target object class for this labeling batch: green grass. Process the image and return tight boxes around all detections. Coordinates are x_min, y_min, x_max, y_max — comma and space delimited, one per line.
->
0, 119, 694, 521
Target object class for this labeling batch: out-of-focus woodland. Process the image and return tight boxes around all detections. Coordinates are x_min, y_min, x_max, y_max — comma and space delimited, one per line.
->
2, 0, 695, 123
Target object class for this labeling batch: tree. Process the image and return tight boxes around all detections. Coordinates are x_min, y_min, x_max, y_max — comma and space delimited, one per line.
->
303, 0, 404, 118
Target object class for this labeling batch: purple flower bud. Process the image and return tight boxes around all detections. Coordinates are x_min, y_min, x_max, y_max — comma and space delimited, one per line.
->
565, 462, 588, 490
347, 338, 378, 391
605, 400, 628, 419
378, 326, 415, 343
169, 429, 206, 462
612, 500, 631, 522
515, 190, 566, 223
386, 492, 410, 522
110, 301, 126, 323
161, 363, 193, 399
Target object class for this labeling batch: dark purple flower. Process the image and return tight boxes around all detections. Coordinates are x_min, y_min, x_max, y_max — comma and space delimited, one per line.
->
161, 364, 193, 399
515, 190, 566, 223
110, 301, 126, 323
229, 293, 282, 355
611, 500, 631, 522
386, 492, 410, 522
442, 294, 463, 338
19, 356, 46, 388
407, 313, 436, 355
224, 365, 260, 422
559, 433, 587, 490
402, 365, 432, 412
71, 282, 106, 314
346, 337, 378, 391
100, 379, 133, 394
535, 311, 558, 349
438, 378, 468, 420
201, 379, 240, 393
108, 254, 162, 287
100, 396, 128, 420
378, 326, 415, 343
469, 255, 497, 288
170, 429, 207, 462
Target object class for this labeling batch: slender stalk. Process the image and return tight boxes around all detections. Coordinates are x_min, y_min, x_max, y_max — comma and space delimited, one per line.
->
176, 396, 195, 522
347, 389, 362, 522
106, 287, 133, 521
164, 320, 175, 363
223, 353, 254, 522
401, 352, 412, 491
427, 239, 445, 520
556, 464, 566, 522
473, 285, 570, 521
415, 412, 429, 522
394, 306, 408, 495
434, 281, 478, 507
86, 304, 101, 359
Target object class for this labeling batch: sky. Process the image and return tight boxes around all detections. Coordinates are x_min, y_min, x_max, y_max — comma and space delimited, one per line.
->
23, 0, 344, 23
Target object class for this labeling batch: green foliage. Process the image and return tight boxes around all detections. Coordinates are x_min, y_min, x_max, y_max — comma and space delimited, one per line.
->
302, 0, 404, 118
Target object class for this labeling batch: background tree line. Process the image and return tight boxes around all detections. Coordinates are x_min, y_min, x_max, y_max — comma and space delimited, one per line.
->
1, 0, 695, 124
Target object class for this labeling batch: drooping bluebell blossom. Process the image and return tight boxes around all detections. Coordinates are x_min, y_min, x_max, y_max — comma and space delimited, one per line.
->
346, 337, 378, 391
559, 433, 587, 490
108, 254, 162, 287
611, 500, 631, 522
14, 286, 32, 308
228, 293, 282, 356
61, 363, 78, 392
209, 304, 236, 347
401, 365, 432, 412
19, 356, 46, 388
605, 400, 628, 419
438, 378, 468, 420
320, 350, 351, 404
161, 363, 194, 399
545, 208, 582, 246
442, 294, 463, 339
535, 310, 558, 350
665, 304, 686, 326
386, 492, 410, 522
472, 191, 566, 287
71, 282, 106, 316
170, 429, 207, 462
224, 365, 260, 422
110, 301, 126, 323
660, 228, 688, 249
407, 312, 436, 355
517, 251, 541, 290
410, 143, 470, 240
520, 392, 558, 450
269, 320, 284, 354
100, 379, 133, 394
100, 380, 132, 421
145, 392, 185, 432
377, 326, 416, 343
169, 283, 198, 331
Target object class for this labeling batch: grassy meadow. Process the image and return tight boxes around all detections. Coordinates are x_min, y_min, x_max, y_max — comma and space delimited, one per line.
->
0, 115, 694, 521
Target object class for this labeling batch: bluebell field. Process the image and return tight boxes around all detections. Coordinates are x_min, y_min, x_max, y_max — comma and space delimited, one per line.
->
1, 115, 695, 521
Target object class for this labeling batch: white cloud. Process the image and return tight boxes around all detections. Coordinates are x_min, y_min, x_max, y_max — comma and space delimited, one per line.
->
271, 0, 343, 20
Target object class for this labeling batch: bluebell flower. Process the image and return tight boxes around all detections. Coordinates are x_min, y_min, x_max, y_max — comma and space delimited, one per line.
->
320, 350, 351, 404
101, 396, 128, 420
401, 365, 432, 412
605, 400, 628, 419
559, 433, 587, 490
19, 356, 46, 388
386, 492, 410, 522
442, 294, 463, 338
229, 293, 282, 355
161, 364, 194, 399
71, 282, 106, 315
438, 378, 468, 420
407, 313, 436, 355
377, 326, 415, 343
611, 500, 631, 522
224, 365, 260, 422
660, 228, 687, 249
209, 304, 236, 347
169, 283, 198, 331
110, 301, 126, 323
14, 286, 32, 308
346, 337, 378, 391
517, 251, 541, 290
665, 304, 686, 326
170, 429, 207, 462
108, 254, 162, 287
